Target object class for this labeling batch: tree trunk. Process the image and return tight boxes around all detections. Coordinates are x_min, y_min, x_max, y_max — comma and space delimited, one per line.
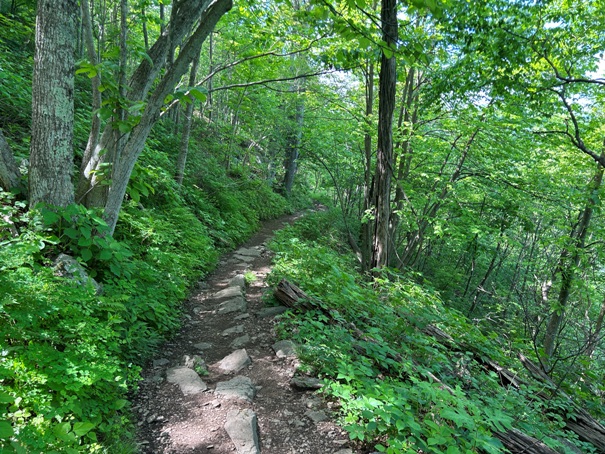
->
361, 60, 374, 272
543, 159, 604, 359
283, 95, 304, 196
29, 0, 78, 207
370, 0, 397, 272
78, 0, 219, 206
389, 67, 419, 264
0, 130, 21, 192
584, 296, 605, 358
176, 51, 202, 186
75, 0, 102, 203
101, 0, 232, 235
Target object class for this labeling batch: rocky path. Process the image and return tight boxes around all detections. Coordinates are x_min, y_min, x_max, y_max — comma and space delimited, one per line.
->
132, 213, 354, 454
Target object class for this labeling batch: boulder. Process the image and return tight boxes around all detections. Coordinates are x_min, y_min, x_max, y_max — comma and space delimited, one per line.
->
229, 274, 246, 289
217, 296, 247, 314
53, 253, 101, 294
257, 306, 288, 318
212, 286, 243, 301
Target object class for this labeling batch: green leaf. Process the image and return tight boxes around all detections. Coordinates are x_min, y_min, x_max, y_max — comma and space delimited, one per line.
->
112, 399, 128, 410
64, 228, 79, 239
80, 248, 93, 261
54, 422, 70, 436
383, 46, 393, 59
41, 209, 60, 225
0, 392, 14, 404
99, 249, 112, 261
78, 237, 93, 247
0, 420, 14, 439
79, 226, 92, 239
130, 188, 140, 202
189, 87, 208, 102
73, 421, 95, 436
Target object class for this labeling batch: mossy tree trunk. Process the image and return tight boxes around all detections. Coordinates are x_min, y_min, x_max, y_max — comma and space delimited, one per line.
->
29, 0, 78, 207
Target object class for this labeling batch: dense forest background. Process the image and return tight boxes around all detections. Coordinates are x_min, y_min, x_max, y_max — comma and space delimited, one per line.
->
1, 0, 605, 452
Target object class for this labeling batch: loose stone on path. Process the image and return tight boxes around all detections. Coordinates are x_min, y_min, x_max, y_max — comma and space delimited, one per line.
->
257, 305, 288, 318
230, 334, 250, 349
229, 274, 246, 289
212, 286, 243, 301
222, 325, 245, 337
217, 349, 251, 373
291, 376, 324, 390
224, 408, 260, 454
166, 367, 207, 395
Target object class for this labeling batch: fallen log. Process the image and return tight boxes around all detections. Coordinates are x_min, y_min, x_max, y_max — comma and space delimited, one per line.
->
518, 354, 605, 451
494, 429, 558, 454
274, 278, 319, 312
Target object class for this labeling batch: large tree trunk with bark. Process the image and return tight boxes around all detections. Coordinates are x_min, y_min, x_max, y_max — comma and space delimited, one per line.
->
29, 0, 78, 207
370, 0, 397, 271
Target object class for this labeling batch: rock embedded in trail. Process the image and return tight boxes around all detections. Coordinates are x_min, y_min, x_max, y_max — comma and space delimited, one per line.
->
194, 342, 212, 351
234, 247, 261, 258
212, 286, 243, 301
215, 375, 256, 402
217, 296, 247, 314
222, 325, 245, 337
305, 409, 329, 423
229, 274, 246, 289
217, 349, 251, 373
257, 305, 288, 318
166, 367, 207, 395
224, 408, 260, 454
230, 334, 250, 349
152, 358, 170, 368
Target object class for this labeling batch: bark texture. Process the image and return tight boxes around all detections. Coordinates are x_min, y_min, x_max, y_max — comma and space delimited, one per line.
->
283, 98, 304, 196
370, 0, 397, 271
176, 51, 202, 186
29, 0, 78, 207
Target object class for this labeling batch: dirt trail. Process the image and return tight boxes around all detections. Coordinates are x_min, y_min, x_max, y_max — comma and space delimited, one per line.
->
132, 212, 354, 454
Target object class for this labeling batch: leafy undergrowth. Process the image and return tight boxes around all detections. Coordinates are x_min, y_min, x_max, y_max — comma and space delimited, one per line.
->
268, 209, 601, 454
0, 128, 295, 452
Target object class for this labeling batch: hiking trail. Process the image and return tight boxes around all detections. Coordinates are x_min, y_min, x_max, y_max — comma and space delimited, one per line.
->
132, 212, 357, 454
